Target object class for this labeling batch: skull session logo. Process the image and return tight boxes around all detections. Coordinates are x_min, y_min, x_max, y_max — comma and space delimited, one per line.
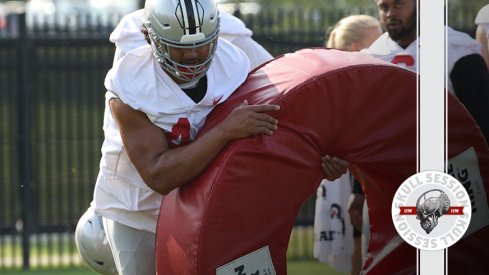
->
416, 190, 451, 234
391, 171, 472, 250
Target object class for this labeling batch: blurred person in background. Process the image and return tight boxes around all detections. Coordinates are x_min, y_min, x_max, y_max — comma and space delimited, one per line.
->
326, 14, 383, 52
322, 1, 489, 271
475, 4, 489, 70
314, 14, 382, 275
320, 0, 489, 273
365, 0, 489, 141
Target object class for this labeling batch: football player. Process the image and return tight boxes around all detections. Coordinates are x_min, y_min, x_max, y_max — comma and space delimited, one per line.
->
90, 0, 279, 273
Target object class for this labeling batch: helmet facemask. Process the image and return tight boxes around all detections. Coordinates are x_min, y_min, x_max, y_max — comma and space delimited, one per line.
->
145, 23, 219, 82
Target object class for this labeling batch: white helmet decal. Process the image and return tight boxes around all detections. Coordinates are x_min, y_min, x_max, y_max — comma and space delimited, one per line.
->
176, 0, 203, 38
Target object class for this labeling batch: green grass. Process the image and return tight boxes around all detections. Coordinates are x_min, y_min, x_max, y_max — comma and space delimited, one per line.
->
0, 261, 347, 275
0, 228, 347, 274
0, 267, 93, 274
288, 260, 347, 275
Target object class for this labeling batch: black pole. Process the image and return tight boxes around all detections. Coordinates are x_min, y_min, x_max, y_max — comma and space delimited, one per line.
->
17, 12, 33, 271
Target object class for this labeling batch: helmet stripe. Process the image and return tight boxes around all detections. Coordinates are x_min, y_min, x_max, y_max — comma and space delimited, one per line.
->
190, 0, 201, 33
178, 1, 189, 35
181, 0, 200, 35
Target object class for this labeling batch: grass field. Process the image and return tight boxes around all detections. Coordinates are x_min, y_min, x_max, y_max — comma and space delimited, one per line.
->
0, 260, 347, 275
0, 227, 347, 275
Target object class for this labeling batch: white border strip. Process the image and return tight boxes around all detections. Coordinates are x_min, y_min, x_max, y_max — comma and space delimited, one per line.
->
418, 0, 447, 274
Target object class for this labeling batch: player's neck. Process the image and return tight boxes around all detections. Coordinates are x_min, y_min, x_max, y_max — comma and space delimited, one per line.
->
396, 32, 417, 49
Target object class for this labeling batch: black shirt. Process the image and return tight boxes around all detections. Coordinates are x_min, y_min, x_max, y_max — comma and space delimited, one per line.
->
450, 53, 489, 143
182, 76, 208, 103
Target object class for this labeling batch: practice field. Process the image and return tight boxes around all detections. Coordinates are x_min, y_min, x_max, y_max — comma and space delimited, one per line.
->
0, 260, 347, 275
1, 227, 347, 274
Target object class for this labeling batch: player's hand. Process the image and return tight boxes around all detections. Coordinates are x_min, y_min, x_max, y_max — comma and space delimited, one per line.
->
321, 155, 349, 181
219, 100, 280, 140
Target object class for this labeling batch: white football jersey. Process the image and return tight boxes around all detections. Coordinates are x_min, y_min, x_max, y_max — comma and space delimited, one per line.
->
313, 173, 354, 273
363, 27, 481, 93
218, 11, 273, 69
109, 9, 272, 69
445, 26, 482, 92
93, 37, 250, 233
362, 32, 418, 72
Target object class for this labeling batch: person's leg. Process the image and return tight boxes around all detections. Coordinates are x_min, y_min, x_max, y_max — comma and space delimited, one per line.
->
361, 199, 370, 262
351, 232, 363, 275
103, 217, 156, 275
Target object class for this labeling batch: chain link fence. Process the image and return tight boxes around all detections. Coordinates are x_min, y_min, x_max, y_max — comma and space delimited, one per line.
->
0, 6, 480, 270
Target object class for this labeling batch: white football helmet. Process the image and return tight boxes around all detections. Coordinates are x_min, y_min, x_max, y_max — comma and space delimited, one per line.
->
75, 207, 117, 275
143, 0, 220, 82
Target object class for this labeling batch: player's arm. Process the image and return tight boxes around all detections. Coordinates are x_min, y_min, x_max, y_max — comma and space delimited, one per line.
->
475, 26, 489, 70
110, 98, 280, 195
348, 178, 365, 232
